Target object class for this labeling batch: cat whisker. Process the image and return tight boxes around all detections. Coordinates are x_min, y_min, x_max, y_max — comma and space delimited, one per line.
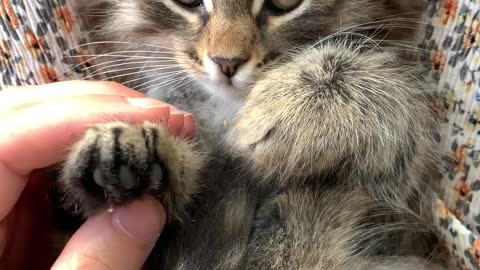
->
339, 31, 384, 53
145, 76, 195, 97
350, 17, 460, 33
81, 14, 110, 18
85, 64, 182, 80
375, 11, 424, 20
133, 71, 188, 92
66, 53, 185, 71
350, 17, 426, 27
81, 57, 173, 70
144, 72, 193, 91
69, 51, 183, 58
99, 68, 184, 82
122, 68, 185, 86
168, 76, 195, 91
70, 41, 178, 52
140, 78, 184, 95
87, 59, 180, 73
61, 51, 186, 79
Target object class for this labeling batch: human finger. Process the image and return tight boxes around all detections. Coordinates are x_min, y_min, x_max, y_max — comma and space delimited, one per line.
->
0, 81, 146, 113
0, 95, 171, 221
51, 197, 165, 270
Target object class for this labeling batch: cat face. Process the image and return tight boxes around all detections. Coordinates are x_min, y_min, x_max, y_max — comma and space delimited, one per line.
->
162, 0, 332, 92
81, 0, 425, 97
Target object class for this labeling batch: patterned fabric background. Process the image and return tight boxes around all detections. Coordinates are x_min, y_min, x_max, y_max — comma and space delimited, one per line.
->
0, 0, 97, 88
0, 0, 480, 269
422, 0, 480, 269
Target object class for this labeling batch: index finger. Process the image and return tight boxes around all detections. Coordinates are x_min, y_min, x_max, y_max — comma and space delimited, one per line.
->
0, 81, 146, 113
0, 93, 174, 221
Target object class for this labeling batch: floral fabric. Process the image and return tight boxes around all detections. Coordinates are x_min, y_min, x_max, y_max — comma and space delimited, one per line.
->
0, 0, 97, 88
0, 0, 478, 269
423, 0, 480, 269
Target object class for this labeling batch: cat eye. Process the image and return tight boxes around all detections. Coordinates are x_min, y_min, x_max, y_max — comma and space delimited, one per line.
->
175, 0, 203, 8
267, 0, 302, 13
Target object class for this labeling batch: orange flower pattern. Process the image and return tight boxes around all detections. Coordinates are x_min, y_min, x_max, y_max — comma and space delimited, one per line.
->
423, 0, 480, 269
0, 0, 101, 88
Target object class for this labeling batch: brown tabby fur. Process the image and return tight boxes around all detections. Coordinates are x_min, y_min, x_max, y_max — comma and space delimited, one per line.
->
57, 0, 446, 269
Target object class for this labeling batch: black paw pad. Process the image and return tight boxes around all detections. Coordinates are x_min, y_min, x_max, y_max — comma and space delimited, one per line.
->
150, 163, 164, 184
93, 165, 140, 191
119, 165, 138, 190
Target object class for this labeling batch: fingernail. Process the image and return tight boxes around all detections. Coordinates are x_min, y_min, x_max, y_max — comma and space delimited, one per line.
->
112, 197, 165, 247
170, 106, 188, 115
127, 97, 169, 109
183, 114, 196, 140
184, 113, 193, 122
169, 113, 185, 121
168, 113, 185, 135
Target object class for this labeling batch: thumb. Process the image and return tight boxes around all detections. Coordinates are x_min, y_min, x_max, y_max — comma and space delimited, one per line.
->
52, 197, 165, 270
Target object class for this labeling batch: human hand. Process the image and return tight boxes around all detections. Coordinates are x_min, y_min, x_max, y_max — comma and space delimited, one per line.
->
0, 81, 195, 269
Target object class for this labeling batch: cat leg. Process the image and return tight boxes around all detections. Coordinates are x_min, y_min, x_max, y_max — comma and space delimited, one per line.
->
244, 187, 369, 269
244, 186, 442, 270
227, 42, 440, 214
229, 43, 437, 180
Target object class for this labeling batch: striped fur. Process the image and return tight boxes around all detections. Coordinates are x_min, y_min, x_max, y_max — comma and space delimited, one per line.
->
59, 1, 445, 269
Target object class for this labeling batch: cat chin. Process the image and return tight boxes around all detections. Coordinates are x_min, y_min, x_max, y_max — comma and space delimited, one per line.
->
197, 78, 247, 101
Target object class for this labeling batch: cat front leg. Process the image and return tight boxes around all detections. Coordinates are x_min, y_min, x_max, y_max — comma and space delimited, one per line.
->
227, 42, 439, 199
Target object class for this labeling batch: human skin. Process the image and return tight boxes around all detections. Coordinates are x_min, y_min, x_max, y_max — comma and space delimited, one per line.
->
0, 81, 194, 270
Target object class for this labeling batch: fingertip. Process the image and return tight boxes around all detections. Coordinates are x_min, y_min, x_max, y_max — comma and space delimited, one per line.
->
0, 95, 172, 175
52, 197, 166, 270
112, 197, 166, 247
168, 113, 185, 136
183, 114, 196, 140
127, 97, 170, 110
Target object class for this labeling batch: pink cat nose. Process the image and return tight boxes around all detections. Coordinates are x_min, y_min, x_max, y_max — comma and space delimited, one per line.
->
211, 57, 247, 78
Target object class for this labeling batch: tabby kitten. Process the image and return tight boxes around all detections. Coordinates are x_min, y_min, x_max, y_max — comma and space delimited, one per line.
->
60, 0, 444, 269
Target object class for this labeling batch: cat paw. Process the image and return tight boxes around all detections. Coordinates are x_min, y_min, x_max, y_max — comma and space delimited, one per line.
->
59, 122, 205, 218
227, 45, 428, 180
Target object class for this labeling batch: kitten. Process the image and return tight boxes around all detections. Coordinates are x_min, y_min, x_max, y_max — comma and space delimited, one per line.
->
59, 0, 445, 269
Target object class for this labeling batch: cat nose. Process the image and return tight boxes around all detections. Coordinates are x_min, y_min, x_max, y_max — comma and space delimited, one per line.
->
211, 57, 247, 78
